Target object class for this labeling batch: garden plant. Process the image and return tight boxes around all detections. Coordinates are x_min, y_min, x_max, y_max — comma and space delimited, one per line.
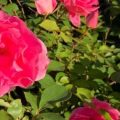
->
0, 0, 120, 120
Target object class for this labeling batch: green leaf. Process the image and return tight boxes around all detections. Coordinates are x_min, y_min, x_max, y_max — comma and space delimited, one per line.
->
22, 116, 29, 120
56, 43, 71, 59
88, 69, 106, 79
39, 84, 69, 108
59, 76, 69, 84
2, 3, 19, 15
55, 72, 65, 81
40, 19, 60, 32
76, 88, 94, 100
99, 45, 110, 53
0, 110, 13, 120
48, 60, 65, 72
60, 32, 72, 43
64, 112, 70, 120
36, 113, 65, 120
0, 0, 7, 5
108, 67, 115, 76
25, 2, 35, 8
55, 72, 69, 84
100, 110, 112, 120
24, 92, 38, 115
7, 99, 24, 119
0, 99, 10, 107
39, 74, 55, 89
111, 71, 120, 83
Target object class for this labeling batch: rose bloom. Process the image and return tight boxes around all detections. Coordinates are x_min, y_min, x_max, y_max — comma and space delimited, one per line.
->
61, 0, 99, 28
35, 0, 57, 15
70, 98, 120, 120
0, 11, 49, 96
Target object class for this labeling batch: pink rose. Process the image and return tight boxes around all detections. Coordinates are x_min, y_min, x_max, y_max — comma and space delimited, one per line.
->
61, 0, 99, 28
0, 11, 49, 96
70, 98, 120, 120
92, 98, 120, 120
35, 0, 57, 15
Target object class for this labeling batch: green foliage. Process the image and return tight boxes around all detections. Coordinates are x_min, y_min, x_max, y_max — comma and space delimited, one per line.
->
48, 60, 65, 72
39, 74, 55, 89
39, 84, 69, 108
36, 113, 64, 120
40, 19, 60, 32
2, 3, 19, 15
7, 99, 24, 119
24, 92, 38, 115
0, 110, 13, 120
76, 88, 94, 100
0, 0, 120, 119
0, 0, 7, 5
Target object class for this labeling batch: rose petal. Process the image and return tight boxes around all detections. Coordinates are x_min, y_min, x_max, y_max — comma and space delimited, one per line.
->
86, 10, 99, 28
69, 13, 81, 27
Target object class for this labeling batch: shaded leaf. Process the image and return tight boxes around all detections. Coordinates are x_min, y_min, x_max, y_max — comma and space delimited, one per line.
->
39, 74, 55, 89
48, 60, 65, 72
36, 113, 65, 120
39, 84, 69, 108
24, 92, 38, 115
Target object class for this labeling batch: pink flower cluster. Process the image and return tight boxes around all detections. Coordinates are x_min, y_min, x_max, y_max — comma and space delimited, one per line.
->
35, 0, 99, 28
70, 98, 120, 120
0, 11, 49, 96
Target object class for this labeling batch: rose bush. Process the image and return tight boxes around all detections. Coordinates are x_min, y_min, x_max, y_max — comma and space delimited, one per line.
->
0, 0, 120, 120
0, 11, 49, 96
35, 0, 57, 15
70, 98, 120, 120
61, 0, 99, 28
